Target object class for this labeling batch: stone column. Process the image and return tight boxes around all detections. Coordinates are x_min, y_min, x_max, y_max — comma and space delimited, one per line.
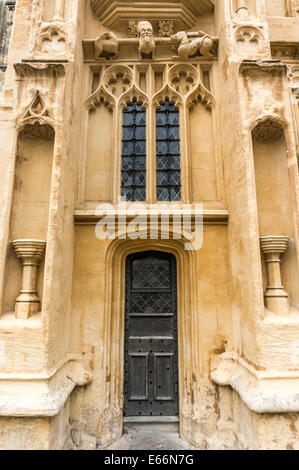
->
12, 240, 46, 319
260, 236, 289, 315
53, 0, 64, 21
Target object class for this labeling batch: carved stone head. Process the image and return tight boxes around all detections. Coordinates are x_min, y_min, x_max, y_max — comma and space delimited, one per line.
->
137, 21, 153, 40
137, 21, 155, 56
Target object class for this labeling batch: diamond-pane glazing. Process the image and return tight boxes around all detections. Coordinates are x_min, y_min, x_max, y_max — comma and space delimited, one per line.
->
156, 100, 181, 201
121, 100, 146, 201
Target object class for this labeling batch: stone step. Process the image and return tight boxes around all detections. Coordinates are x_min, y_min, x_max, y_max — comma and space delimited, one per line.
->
124, 416, 179, 433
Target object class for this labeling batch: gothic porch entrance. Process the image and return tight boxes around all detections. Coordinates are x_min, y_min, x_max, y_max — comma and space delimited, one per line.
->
123, 251, 179, 418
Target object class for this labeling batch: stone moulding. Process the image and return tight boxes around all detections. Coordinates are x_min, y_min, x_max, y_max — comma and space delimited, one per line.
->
73, 209, 229, 225
90, 0, 214, 30
211, 356, 299, 413
0, 360, 92, 418
82, 33, 218, 63
14, 62, 66, 80
271, 42, 299, 61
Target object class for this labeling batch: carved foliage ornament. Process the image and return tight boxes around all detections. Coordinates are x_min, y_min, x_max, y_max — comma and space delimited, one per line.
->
158, 21, 175, 38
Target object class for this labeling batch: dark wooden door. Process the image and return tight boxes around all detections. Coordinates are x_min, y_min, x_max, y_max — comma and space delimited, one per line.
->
124, 251, 179, 417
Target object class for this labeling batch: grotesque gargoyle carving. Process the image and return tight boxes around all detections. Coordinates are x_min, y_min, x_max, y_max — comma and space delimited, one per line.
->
171, 31, 213, 59
137, 21, 156, 59
94, 32, 119, 60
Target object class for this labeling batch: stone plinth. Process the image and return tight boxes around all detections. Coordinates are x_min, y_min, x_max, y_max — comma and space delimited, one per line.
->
12, 240, 46, 319
260, 236, 289, 315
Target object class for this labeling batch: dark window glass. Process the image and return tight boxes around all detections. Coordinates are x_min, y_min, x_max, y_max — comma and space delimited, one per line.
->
0, 1, 15, 73
121, 100, 146, 202
156, 100, 181, 201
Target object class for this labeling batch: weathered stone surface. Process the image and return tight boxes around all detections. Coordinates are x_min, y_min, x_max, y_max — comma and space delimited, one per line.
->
0, 0, 298, 451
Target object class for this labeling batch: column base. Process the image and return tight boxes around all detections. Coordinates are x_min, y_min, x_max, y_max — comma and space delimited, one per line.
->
265, 288, 289, 315
15, 300, 40, 319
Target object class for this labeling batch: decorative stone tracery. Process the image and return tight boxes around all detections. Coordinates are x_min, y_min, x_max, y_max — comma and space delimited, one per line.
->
234, 24, 270, 57
83, 61, 216, 205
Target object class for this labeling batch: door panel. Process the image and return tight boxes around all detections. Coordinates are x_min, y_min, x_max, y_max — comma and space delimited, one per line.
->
124, 251, 179, 417
129, 353, 149, 400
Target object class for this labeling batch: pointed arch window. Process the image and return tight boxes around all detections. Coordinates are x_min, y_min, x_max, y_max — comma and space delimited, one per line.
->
156, 100, 181, 201
121, 100, 146, 202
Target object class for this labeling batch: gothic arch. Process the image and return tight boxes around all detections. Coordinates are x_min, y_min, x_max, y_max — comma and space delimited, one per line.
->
97, 232, 199, 445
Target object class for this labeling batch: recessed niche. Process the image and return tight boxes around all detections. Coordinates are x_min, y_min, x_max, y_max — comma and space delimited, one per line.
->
253, 134, 299, 309
3, 124, 54, 315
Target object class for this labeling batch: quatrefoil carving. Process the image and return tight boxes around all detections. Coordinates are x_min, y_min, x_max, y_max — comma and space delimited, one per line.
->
36, 25, 66, 54
169, 65, 198, 97
103, 66, 133, 98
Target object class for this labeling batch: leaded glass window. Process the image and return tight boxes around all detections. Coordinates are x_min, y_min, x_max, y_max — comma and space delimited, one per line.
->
121, 100, 146, 202
156, 100, 181, 201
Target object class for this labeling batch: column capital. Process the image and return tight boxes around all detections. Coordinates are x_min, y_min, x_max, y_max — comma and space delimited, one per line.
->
260, 236, 289, 256
12, 239, 46, 262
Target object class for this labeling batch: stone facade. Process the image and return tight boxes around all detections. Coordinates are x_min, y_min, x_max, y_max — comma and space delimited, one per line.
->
0, 0, 298, 450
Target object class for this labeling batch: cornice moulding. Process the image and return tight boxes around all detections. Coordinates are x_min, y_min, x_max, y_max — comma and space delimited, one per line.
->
73, 209, 229, 225
91, 1, 214, 30
14, 62, 66, 79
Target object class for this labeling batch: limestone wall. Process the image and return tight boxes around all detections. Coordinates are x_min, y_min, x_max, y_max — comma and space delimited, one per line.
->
0, 0, 298, 450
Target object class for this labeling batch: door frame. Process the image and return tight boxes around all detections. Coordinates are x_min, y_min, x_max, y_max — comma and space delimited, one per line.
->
100, 234, 198, 445
124, 250, 179, 417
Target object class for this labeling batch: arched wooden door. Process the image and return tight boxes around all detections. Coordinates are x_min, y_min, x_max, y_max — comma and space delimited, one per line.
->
124, 251, 179, 417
